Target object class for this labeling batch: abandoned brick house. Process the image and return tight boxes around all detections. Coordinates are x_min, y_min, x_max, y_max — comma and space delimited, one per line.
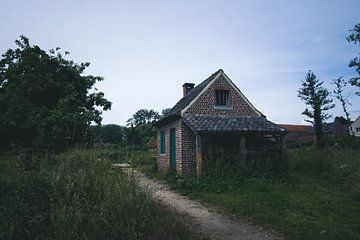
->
154, 69, 287, 176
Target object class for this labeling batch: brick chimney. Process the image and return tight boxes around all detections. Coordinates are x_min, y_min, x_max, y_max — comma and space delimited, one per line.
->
182, 83, 195, 97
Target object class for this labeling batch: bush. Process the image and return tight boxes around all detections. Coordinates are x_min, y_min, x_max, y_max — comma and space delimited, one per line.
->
202, 147, 288, 180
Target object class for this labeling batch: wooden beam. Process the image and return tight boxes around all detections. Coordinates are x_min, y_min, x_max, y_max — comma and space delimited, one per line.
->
196, 134, 203, 177
280, 134, 287, 161
240, 135, 247, 163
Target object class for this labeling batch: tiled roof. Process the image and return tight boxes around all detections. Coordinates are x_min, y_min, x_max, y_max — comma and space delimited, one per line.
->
182, 114, 286, 133
154, 69, 222, 126
323, 122, 336, 133
278, 124, 312, 133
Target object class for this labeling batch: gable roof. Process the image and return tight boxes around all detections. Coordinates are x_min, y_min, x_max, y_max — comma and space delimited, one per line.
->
182, 114, 286, 133
155, 69, 263, 126
155, 69, 221, 126
351, 115, 360, 125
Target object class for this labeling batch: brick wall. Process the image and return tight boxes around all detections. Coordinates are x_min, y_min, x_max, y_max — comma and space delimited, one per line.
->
156, 119, 197, 175
185, 75, 259, 116
157, 73, 261, 175
156, 119, 183, 173
180, 121, 196, 175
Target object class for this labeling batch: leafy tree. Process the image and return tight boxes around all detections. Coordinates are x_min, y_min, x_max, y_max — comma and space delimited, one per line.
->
126, 109, 160, 127
332, 77, 351, 121
89, 124, 126, 144
161, 108, 172, 117
298, 71, 334, 147
347, 23, 360, 95
0, 36, 111, 151
125, 109, 161, 149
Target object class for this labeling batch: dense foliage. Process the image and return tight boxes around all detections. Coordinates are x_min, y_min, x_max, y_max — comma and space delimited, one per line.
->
0, 36, 111, 151
89, 124, 126, 145
125, 109, 160, 148
87, 108, 162, 149
0, 149, 196, 240
347, 23, 360, 95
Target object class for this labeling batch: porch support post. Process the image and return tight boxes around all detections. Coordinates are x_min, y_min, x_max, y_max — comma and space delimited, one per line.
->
280, 134, 287, 161
195, 134, 203, 177
240, 134, 247, 162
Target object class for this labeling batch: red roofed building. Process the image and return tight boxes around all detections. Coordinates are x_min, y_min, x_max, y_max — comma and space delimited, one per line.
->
278, 124, 315, 144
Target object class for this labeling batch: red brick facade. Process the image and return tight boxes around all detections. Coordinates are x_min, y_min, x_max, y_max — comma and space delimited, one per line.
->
185, 75, 259, 117
156, 71, 261, 175
156, 119, 182, 172
156, 119, 196, 174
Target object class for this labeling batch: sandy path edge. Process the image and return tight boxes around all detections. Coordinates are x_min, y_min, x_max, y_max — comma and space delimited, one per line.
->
127, 169, 282, 240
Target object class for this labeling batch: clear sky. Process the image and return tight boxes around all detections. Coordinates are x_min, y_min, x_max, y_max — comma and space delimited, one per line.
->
1, 0, 359, 125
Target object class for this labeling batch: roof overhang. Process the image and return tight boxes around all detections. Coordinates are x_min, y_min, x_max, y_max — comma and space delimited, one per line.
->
181, 114, 287, 135
153, 114, 181, 127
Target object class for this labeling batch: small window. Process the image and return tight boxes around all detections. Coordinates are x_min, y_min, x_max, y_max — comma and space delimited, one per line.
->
356, 127, 360, 132
160, 130, 165, 154
215, 90, 229, 106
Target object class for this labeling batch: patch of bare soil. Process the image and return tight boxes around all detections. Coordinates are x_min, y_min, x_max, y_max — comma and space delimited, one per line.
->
128, 170, 282, 240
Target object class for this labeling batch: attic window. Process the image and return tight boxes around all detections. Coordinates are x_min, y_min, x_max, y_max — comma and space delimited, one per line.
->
215, 90, 229, 106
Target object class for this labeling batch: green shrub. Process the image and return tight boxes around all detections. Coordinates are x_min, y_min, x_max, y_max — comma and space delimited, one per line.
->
335, 135, 360, 149
202, 147, 288, 181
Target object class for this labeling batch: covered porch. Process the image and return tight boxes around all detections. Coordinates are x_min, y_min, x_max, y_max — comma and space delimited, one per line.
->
182, 114, 288, 176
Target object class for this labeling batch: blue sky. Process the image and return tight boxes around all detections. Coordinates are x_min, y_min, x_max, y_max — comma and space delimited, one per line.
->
1, 0, 359, 125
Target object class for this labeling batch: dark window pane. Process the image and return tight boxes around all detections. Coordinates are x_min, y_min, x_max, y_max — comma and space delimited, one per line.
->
215, 90, 229, 106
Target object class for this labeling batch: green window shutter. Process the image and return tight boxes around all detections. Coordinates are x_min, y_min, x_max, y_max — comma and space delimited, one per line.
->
160, 130, 165, 154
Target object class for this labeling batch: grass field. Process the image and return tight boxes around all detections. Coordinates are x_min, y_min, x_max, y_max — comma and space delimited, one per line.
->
0, 148, 196, 240
136, 147, 360, 240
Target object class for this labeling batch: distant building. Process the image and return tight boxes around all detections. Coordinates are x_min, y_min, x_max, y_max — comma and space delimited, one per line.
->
279, 117, 351, 145
350, 116, 360, 137
278, 124, 315, 143
323, 117, 351, 140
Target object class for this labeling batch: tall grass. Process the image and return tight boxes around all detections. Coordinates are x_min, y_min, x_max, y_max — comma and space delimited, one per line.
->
139, 146, 360, 240
289, 147, 360, 201
0, 149, 196, 240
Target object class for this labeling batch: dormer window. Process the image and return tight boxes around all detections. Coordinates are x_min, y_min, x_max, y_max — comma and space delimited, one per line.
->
215, 90, 229, 106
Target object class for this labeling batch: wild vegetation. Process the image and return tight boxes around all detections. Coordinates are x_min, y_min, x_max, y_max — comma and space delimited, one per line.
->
134, 146, 360, 240
0, 148, 196, 240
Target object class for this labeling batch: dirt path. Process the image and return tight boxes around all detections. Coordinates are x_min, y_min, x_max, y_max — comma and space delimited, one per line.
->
127, 169, 282, 240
